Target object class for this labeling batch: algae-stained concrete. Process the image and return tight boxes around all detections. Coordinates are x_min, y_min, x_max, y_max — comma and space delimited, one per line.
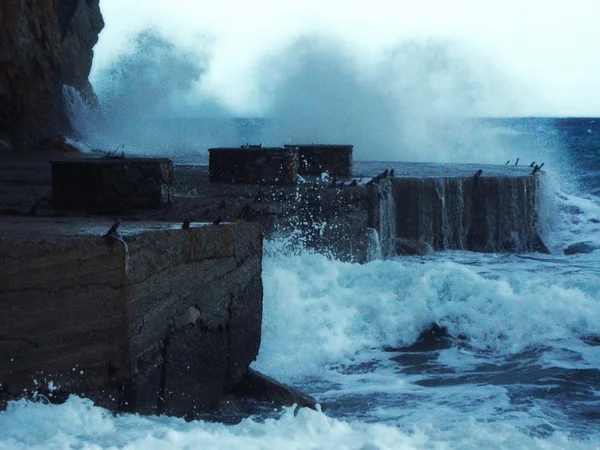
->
0, 218, 263, 417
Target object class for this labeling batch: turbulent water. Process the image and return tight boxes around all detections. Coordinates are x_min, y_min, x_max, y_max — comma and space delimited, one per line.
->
2, 118, 600, 449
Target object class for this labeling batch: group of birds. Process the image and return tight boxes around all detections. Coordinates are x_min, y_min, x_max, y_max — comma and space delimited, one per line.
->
505, 158, 546, 175
365, 168, 395, 187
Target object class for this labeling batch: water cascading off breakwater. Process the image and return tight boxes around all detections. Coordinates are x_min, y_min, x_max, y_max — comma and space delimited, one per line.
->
375, 173, 545, 254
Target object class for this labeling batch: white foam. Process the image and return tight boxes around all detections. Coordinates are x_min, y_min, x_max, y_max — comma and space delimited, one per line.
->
0, 396, 596, 449
254, 242, 600, 383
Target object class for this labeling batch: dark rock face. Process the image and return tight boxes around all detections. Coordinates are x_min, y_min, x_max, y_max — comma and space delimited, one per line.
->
232, 368, 318, 410
395, 238, 432, 256
564, 242, 595, 255
0, 0, 104, 147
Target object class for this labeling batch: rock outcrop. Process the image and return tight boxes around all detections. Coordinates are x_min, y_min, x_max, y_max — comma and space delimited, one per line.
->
0, 0, 104, 148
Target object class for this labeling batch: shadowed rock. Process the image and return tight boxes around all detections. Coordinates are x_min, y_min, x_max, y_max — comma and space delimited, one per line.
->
0, 0, 104, 146
564, 242, 595, 255
232, 368, 318, 410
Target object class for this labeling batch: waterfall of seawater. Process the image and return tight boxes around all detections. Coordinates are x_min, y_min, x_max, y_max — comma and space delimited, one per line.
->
377, 180, 397, 258
391, 176, 544, 252
366, 228, 383, 261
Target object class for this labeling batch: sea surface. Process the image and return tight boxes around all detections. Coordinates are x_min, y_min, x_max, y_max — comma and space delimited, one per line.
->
1, 118, 600, 449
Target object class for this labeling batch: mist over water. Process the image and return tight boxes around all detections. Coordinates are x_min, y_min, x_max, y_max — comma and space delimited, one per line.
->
78, 30, 560, 165
80, 29, 239, 153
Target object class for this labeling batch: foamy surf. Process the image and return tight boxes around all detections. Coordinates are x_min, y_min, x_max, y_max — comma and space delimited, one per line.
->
0, 396, 596, 450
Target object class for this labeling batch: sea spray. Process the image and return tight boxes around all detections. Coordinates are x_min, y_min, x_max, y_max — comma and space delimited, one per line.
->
255, 241, 600, 383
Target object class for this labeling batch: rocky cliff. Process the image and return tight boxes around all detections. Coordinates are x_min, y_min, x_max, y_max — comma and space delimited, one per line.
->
0, 0, 103, 150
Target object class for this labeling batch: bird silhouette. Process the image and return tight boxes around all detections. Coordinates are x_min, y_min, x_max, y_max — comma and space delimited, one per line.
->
104, 219, 121, 237
236, 203, 251, 221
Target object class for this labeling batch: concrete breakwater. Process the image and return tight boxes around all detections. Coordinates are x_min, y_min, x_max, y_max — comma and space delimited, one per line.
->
0, 153, 548, 420
173, 163, 549, 261
0, 218, 263, 418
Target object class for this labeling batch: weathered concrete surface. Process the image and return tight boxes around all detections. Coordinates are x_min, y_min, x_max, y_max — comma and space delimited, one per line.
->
284, 144, 353, 177
51, 157, 173, 214
0, 153, 550, 261
0, 217, 263, 418
0, 0, 104, 148
209, 147, 298, 185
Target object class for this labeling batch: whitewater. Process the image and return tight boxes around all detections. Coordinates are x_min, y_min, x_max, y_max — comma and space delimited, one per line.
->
1, 119, 599, 449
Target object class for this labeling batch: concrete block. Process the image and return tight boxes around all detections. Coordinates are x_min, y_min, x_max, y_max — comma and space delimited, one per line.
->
0, 218, 263, 418
208, 147, 297, 185
284, 144, 353, 176
51, 157, 173, 214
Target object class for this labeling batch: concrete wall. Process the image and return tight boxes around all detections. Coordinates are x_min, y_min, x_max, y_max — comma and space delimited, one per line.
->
0, 218, 262, 417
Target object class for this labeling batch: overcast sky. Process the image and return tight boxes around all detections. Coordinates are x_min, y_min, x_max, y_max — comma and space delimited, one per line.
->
93, 0, 600, 117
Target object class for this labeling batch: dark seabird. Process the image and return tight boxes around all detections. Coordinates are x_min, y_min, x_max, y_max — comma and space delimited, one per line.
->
27, 197, 55, 216
532, 165, 540, 174
530, 161, 536, 167
218, 199, 226, 209
349, 179, 358, 187
236, 203, 251, 221
382, 169, 389, 178
104, 219, 121, 237
514, 158, 520, 166
473, 169, 483, 178
181, 219, 190, 230
389, 168, 395, 177
505, 160, 510, 165
213, 216, 223, 225
539, 162, 545, 169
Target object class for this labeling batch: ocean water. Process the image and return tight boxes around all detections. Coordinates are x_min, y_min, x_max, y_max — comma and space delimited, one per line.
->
1, 118, 600, 449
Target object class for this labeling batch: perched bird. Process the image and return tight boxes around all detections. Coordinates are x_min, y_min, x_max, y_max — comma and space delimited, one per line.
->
532, 162, 545, 174
382, 169, 389, 178
505, 160, 510, 165
181, 219, 190, 230
213, 216, 223, 225
349, 179, 358, 187
389, 168, 395, 177
529, 161, 536, 167
27, 197, 55, 216
473, 169, 483, 188
514, 158, 520, 166
329, 175, 337, 188
104, 220, 123, 249
104, 219, 121, 238
236, 203, 252, 221
218, 199, 226, 209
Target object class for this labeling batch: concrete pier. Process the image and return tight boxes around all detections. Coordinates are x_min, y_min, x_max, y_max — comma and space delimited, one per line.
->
0, 217, 262, 417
